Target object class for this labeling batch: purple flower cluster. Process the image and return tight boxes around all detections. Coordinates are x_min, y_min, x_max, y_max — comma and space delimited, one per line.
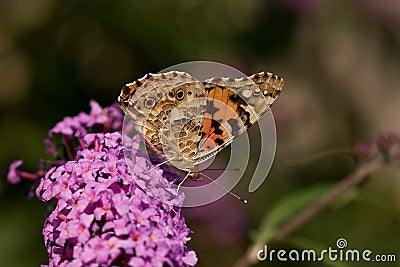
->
7, 100, 197, 267
49, 100, 123, 137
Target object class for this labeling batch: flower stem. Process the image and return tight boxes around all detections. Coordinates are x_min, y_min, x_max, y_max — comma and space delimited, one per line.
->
16, 170, 40, 180
275, 156, 384, 239
233, 156, 385, 267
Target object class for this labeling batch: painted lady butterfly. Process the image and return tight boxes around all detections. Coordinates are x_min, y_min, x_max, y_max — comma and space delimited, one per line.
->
118, 70, 284, 183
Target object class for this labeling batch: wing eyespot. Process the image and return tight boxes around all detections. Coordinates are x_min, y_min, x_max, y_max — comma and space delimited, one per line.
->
144, 97, 156, 109
176, 89, 185, 100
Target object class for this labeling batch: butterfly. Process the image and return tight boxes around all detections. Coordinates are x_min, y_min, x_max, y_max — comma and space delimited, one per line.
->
118, 70, 284, 185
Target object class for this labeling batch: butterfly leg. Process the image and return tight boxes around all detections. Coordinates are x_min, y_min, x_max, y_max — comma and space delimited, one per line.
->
176, 171, 191, 192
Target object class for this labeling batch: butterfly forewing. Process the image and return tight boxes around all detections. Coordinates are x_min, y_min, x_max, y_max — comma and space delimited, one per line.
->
191, 72, 284, 165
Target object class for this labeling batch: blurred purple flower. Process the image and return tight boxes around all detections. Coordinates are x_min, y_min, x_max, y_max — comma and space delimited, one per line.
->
7, 160, 23, 184
182, 251, 198, 266
350, 133, 400, 163
377, 133, 400, 161
377, 133, 400, 153
7, 159, 42, 184
351, 141, 375, 160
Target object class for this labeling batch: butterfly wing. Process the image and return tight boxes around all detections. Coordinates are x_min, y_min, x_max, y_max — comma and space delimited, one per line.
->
192, 71, 284, 165
118, 71, 206, 170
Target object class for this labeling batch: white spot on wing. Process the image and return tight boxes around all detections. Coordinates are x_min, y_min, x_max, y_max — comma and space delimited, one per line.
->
242, 89, 252, 98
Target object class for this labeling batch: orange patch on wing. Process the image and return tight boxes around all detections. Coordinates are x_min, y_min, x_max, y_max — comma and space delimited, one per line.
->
226, 89, 238, 111
213, 86, 223, 101
201, 87, 239, 146
220, 87, 230, 104
199, 125, 230, 150
202, 117, 213, 137
207, 85, 216, 99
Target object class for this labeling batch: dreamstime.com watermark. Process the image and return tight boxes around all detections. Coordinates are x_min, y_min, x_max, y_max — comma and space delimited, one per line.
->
257, 238, 396, 263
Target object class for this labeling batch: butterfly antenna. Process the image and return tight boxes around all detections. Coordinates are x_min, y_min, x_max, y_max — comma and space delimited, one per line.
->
199, 172, 248, 204
206, 168, 241, 171
177, 171, 191, 192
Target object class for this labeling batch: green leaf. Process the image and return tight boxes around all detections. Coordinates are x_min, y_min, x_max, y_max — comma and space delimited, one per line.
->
251, 183, 333, 244
354, 189, 399, 213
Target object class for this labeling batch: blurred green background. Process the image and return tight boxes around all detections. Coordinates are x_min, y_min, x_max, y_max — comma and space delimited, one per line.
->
1, 0, 400, 266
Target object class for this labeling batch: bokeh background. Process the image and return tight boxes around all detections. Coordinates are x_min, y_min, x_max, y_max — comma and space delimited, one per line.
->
1, 0, 400, 266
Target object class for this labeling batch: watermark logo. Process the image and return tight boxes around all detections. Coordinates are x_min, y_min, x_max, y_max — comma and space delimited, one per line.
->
257, 238, 396, 263
336, 238, 348, 249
